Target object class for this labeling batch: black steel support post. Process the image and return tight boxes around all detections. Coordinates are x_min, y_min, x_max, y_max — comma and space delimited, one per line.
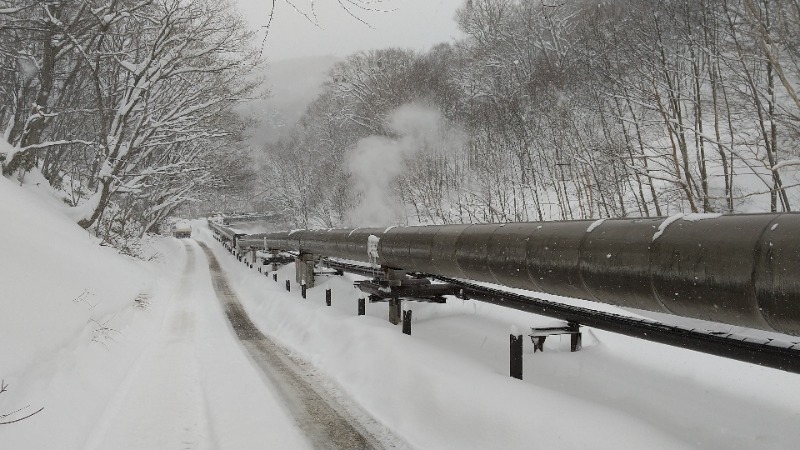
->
326, 289, 331, 306
403, 310, 412, 335
569, 322, 582, 352
358, 298, 366, 316
510, 333, 523, 380
389, 297, 402, 325
571, 333, 582, 352
301, 284, 307, 299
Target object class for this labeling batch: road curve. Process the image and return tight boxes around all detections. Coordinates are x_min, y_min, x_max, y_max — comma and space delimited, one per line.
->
197, 241, 387, 450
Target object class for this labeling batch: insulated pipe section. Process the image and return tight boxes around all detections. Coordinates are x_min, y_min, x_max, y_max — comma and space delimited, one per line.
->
237, 230, 298, 253
378, 214, 800, 336
231, 214, 800, 336
237, 228, 388, 262
208, 221, 245, 246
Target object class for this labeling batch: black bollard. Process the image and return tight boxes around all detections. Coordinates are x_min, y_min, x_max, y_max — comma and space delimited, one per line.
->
325, 288, 331, 306
510, 332, 523, 380
301, 284, 307, 299
402, 310, 412, 335
358, 298, 365, 316
285, 280, 291, 292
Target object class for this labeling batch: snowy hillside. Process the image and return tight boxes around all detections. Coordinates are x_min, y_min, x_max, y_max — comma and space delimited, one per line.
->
0, 176, 316, 448
0, 174, 174, 445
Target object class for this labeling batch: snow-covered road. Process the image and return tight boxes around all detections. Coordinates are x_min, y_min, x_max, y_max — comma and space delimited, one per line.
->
83, 241, 315, 449
81, 239, 402, 450
198, 241, 399, 449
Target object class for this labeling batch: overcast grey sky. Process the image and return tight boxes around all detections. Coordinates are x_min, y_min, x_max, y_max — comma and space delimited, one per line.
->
233, 0, 466, 62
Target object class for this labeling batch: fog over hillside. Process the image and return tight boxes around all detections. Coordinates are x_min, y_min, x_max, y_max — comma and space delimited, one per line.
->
237, 55, 341, 147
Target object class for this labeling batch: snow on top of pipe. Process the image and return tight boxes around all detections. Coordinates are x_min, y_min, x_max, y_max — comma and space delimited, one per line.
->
586, 218, 607, 233
682, 213, 723, 222
652, 214, 684, 242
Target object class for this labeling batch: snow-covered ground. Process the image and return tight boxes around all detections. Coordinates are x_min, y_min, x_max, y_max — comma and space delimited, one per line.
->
2, 173, 800, 449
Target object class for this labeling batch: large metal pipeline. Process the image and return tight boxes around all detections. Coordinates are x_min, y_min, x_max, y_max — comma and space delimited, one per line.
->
208, 220, 246, 246
236, 213, 800, 336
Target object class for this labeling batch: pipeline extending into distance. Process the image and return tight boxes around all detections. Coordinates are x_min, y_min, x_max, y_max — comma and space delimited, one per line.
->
228, 213, 800, 337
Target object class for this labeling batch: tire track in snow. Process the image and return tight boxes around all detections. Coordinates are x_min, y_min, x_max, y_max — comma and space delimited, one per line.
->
197, 241, 385, 450
85, 242, 214, 450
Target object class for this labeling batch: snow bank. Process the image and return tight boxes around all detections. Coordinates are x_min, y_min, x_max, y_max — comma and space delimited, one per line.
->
0, 175, 148, 375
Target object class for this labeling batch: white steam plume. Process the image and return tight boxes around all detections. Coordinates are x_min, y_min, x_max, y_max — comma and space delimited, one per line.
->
345, 103, 451, 227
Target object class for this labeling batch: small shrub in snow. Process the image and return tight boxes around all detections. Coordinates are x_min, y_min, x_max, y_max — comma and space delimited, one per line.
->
0, 380, 44, 425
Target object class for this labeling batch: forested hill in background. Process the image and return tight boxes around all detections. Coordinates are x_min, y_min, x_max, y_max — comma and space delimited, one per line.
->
257, 0, 800, 228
